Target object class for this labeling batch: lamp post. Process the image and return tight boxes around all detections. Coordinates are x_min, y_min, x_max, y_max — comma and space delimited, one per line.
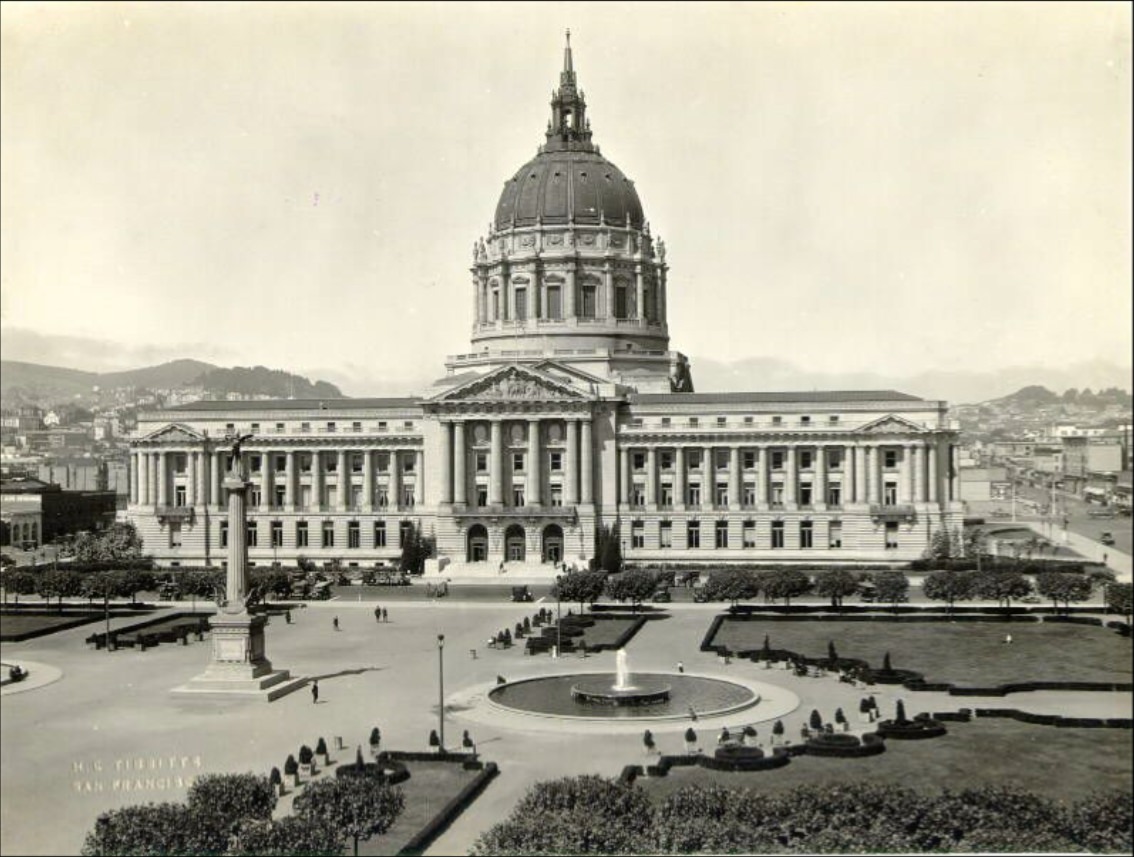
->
437, 634, 445, 750
555, 575, 562, 658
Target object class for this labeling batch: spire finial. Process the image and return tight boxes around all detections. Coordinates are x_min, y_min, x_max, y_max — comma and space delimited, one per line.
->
564, 29, 573, 73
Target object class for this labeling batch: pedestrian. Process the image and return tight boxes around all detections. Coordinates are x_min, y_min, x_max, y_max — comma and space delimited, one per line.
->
285, 610, 292, 624
333, 616, 339, 631
382, 608, 388, 622
311, 680, 319, 704
374, 607, 381, 623
677, 661, 684, 674
1004, 633, 1013, 644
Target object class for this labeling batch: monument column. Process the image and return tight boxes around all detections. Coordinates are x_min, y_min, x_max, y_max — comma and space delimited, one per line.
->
489, 420, 503, 505
565, 419, 579, 504
453, 422, 467, 505
581, 419, 594, 503
564, 264, 576, 318
603, 262, 614, 319
527, 419, 541, 506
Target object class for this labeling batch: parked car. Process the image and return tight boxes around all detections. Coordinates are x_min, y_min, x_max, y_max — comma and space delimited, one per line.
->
1087, 509, 1115, 519
1019, 595, 1042, 604
511, 585, 534, 602
1100, 532, 1115, 546
651, 587, 672, 603
311, 581, 333, 600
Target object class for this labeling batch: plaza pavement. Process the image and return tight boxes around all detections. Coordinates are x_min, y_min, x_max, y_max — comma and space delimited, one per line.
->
1, 599, 1131, 857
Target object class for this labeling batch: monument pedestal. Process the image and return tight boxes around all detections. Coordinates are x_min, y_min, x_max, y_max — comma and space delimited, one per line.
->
173, 610, 304, 701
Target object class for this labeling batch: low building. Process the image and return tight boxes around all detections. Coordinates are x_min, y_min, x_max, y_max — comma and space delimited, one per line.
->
0, 478, 117, 543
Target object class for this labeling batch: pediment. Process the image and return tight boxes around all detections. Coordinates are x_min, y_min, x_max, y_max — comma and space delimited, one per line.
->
431, 365, 590, 403
142, 423, 207, 443
859, 414, 926, 434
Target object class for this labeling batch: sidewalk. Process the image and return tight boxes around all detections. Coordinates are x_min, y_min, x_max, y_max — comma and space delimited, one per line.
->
1017, 521, 1132, 583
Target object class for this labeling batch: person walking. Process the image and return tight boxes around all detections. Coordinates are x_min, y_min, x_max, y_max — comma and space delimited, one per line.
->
374, 606, 381, 623
382, 607, 389, 622
677, 661, 684, 674
333, 616, 339, 632
311, 680, 319, 704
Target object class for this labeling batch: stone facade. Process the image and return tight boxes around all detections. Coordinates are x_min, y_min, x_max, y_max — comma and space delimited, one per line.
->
127, 35, 963, 570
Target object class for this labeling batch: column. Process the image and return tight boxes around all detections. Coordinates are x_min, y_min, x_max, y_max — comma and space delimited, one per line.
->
262, 450, 274, 510
904, 444, 915, 503
312, 450, 324, 510
911, 444, 922, 504
603, 262, 614, 319
844, 445, 855, 503
635, 264, 645, 320
440, 423, 454, 505
754, 446, 765, 504
949, 444, 958, 502
863, 446, 874, 503
646, 447, 657, 506
527, 419, 541, 506
876, 445, 885, 504
188, 452, 197, 506
784, 446, 796, 506
703, 445, 713, 505
565, 264, 576, 318
581, 419, 594, 503
157, 452, 168, 507
489, 421, 503, 505
927, 440, 938, 503
199, 451, 210, 507
364, 450, 375, 511
620, 447, 630, 504
728, 446, 741, 508
128, 453, 136, 504
389, 450, 401, 508
214, 451, 225, 508
139, 452, 149, 505
565, 419, 579, 504
453, 423, 467, 505
285, 451, 297, 509
674, 446, 685, 508
814, 445, 826, 506
414, 450, 425, 506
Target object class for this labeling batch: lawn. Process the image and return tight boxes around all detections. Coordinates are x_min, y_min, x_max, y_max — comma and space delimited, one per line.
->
357, 759, 480, 856
639, 718, 1134, 802
577, 615, 651, 649
0, 610, 106, 640
710, 618, 1132, 687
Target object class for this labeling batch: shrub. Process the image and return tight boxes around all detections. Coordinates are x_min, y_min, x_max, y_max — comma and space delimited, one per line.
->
429, 729, 441, 749
187, 772, 276, 835
284, 755, 298, 776
298, 745, 314, 765
316, 737, 328, 756
369, 727, 381, 747
809, 709, 823, 730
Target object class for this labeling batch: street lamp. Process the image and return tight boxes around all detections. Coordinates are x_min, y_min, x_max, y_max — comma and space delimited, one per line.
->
437, 634, 445, 750
555, 575, 563, 658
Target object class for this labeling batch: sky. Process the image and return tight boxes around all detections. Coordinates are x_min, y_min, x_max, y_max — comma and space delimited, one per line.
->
1, 1, 1131, 398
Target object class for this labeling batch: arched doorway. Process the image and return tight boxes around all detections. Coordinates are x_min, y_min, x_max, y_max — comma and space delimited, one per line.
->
504, 524, 526, 562
542, 524, 564, 565
466, 524, 488, 563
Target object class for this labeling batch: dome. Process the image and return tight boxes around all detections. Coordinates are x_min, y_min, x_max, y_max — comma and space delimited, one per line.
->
494, 150, 645, 230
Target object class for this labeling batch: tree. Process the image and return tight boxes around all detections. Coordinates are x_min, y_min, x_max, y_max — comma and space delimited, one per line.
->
923, 570, 976, 615
604, 569, 657, 610
552, 570, 607, 614
924, 528, 957, 561
761, 568, 813, 605
186, 773, 276, 839
1106, 582, 1133, 626
73, 522, 144, 564
1036, 572, 1093, 616
429, 729, 441, 751
871, 571, 910, 610
815, 569, 860, 611
3, 569, 38, 604
700, 569, 760, 605
114, 568, 155, 605
398, 521, 435, 575
592, 523, 624, 575
973, 570, 1033, 609
228, 814, 345, 856
294, 776, 406, 857
80, 803, 227, 856
36, 568, 82, 611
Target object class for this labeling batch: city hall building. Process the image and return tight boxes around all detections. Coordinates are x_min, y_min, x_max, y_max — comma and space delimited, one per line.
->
128, 38, 963, 572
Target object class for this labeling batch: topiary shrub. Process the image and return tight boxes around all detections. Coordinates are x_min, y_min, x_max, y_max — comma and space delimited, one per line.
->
809, 709, 823, 730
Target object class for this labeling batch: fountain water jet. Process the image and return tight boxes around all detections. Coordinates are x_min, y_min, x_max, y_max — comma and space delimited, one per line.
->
570, 648, 671, 707
613, 649, 635, 691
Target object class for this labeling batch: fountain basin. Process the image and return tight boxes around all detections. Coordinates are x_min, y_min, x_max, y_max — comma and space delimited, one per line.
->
570, 676, 672, 707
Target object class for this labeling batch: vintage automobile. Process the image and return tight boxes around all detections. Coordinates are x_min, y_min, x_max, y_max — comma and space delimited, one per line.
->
1100, 532, 1115, 546
511, 585, 534, 602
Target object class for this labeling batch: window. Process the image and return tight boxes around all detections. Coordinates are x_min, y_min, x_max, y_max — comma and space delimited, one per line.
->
659, 521, 673, 549
715, 484, 729, 506
220, 521, 229, 548
169, 523, 182, 549
300, 455, 312, 474
742, 483, 756, 506
829, 521, 842, 549
175, 485, 187, 507
546, 285, 562, 319
580, 285, 597, 318
513, 452, 525, 473
296, 521, 308, 548
715, 520, 729, 549
250, 487, 262, 507
659, 450, 674, 471
275, 454, 287, 470
325, 456, 337, 473
476, 487, 488, 507
799, 484, 813, 506
376, 488, 389, 508
827, 449, 843, 470
829, 415, 840, 425
771, 484, 784, 507
632, 521, 645, 549
632, 452, 646, 471
771, 520, 785, 549
659, 484, 674, 508
743, 520, 756, 548
884, 449, 898, 469
512, 486, 525, 506
249, 422, 260, 433
515, 287, 527, 320
492, 288, 500, 320
348, 521, 360, 549
687, 520, 701, 549
271, 521, 283, 548
800, 521, 814, 548
322, 521, 335, 548
827, 484, 842, 507
660, 417, 671, 426
715, 450, 729, 470
800, 416, 811, 426
352, 455, 363, 473
226, 423, 235, 433
799, 450, 813, 470
716, 416, 727, 426
374, 521, 387, 547
688, 417, 699, 427
771, 451, 784, 470
401, 485, 415, 508
300, 422, 311, 433
550, 485, 563, 507
772, 416, 782, 426
174, 454, 188, 474
352, 421, 362, 433
326, 422, 337, 433
274, 486, 285, 508
378, 421, 388, 431
687, 483, 701, 506
251, 455, 262, 473
630, 484, 646, 507
399, 521, 413, 548
742, 450, 756, 470
276, 423, 285, 433
549, 451, 563, 472
247, 521, 258, 548
688, 450, 702, 469
885, 521, 899, 549
614, 284, 628, 318
743, 416, 754, 425
475, 452, 488, 472
884, 482, 898, 505
402, 455, 415, 473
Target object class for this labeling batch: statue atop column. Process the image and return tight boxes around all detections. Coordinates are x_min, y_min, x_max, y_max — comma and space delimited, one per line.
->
227, 433, 254, 477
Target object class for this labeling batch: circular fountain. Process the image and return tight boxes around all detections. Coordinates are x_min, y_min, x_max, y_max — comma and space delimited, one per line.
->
570, 650, 671, 706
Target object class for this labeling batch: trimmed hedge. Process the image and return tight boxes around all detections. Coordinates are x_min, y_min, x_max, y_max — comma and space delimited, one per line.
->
396, 762, 498, 857
805, 732, 888, 757
876, 719, 948, 740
